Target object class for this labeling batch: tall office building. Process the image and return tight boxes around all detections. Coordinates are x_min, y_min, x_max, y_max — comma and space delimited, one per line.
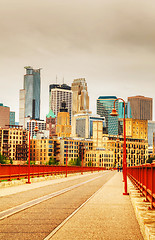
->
128, 95, 152, 120
19, 66, 41, 127
71, 78, 90, 115
118, 102, 132, 119
49, 84, 72, 123
97, 96, 118, 135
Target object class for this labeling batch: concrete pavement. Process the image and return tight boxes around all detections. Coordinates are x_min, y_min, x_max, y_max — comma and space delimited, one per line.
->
49, 172, 143, 240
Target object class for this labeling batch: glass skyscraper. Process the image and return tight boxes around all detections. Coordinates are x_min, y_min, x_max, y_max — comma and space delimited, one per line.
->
97, 96, 118, 135
24, 66, 41, 119
118, 102, 132, 119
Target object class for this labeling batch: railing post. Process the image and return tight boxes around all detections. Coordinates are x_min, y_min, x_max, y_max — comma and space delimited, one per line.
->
150, 164, 153, 209
8, 164, 12, 181
17, 164, 20, 180
145, 165, 148, 201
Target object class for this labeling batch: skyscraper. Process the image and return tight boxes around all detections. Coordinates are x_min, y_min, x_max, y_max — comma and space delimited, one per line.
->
118, 102, 132, 119
19, 67, 41, 127
71, 78, 90, 115
97, 96, 118, 135
128, 95, 152, 120
49, 84, 72, 123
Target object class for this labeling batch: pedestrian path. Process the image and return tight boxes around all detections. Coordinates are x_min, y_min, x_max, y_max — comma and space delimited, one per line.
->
50, 172, 143, 240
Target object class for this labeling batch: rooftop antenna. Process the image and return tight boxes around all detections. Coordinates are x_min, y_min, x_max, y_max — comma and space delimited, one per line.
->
63, 77, 64, 84
56, 75, 57, 84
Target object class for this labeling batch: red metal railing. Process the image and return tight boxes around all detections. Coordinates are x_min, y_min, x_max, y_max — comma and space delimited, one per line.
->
0, 164, 105, 182
127, 163, 155, 209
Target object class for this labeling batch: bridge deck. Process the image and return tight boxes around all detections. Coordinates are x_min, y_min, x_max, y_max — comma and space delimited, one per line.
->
50, 172, 143, 240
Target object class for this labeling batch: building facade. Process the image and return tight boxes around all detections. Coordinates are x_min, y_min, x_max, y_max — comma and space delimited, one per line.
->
30, 138, 60, 164
49, 84, 72, 124
97, 96, 118, 135
84, 149, 114, 168
119, 118, 148, 140
128, 95, 152, 120
19, 66, 41, 127
59, 138, 93, 165
26, 119, 46, 138
0, 103, 10, 128
0, 126, 28, 163
72, 113, 105, 139
102, 135, 148, 167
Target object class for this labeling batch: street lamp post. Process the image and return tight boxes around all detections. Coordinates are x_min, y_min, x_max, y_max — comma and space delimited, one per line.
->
81, 145, 83, 175
65, 143, 68, 178
110, 98, 129, 195
27, 120, 39, 184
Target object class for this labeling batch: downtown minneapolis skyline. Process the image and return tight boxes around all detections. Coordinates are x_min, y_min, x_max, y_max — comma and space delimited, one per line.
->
0, 0, 155, 121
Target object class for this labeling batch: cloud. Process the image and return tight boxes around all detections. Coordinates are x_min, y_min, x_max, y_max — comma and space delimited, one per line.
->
0, 0, 155, 120
0, 0, 155, 57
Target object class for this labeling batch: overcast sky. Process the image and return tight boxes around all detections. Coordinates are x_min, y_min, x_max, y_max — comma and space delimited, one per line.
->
0, 0, 155, 121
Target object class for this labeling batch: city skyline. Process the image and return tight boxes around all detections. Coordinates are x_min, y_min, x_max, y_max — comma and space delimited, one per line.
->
0, 0, 155, 121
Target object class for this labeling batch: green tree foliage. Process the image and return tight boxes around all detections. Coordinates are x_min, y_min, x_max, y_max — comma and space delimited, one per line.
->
88, 160, 92, 167
146, 157, 155, 164
68, 157, 81, 166
68, 159, 75, 166
49, 156, 59, 165
0, 153, 7, 164
10, 159, 13, 164
76, 157, 81, 166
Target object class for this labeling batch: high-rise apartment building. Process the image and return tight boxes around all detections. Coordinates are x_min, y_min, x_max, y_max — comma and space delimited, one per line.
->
0, 103, 10, 128
71, 78, 90, 115
19, 66, 41, 127
128, 95, 152, 120
97, 96, 118, 135
49, 84, 72, 123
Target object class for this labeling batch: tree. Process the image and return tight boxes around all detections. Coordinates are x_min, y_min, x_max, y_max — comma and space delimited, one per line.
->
68, 157, 81, 166
68, 159, 75, 166
0, 153, 7, 164
49, 156, 59, 165
10, 159, 13, 164
88, 160, 92, 167
75, 157, 81, 166
146, 157, 155, 164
